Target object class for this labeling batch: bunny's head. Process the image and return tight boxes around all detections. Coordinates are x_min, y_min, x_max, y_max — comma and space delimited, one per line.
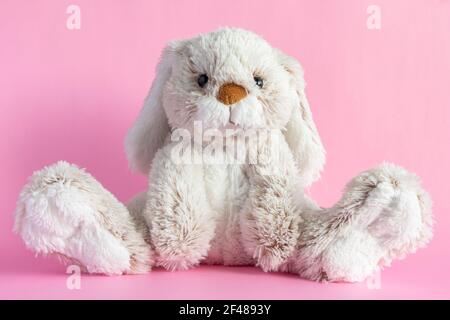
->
126, 28, 325, 186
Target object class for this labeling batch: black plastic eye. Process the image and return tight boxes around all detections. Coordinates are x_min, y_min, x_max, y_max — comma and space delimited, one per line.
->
254, 76, 264, 88
197, 74, 209, 88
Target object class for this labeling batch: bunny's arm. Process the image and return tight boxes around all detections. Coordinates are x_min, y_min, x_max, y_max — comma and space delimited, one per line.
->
143, 143, 216, 271
240, 130, 302, 272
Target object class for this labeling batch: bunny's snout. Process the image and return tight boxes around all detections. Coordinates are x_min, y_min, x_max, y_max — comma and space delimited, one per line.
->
217, 83, 247, 105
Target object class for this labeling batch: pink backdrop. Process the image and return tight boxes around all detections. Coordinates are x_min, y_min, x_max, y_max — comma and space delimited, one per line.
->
1, 0, 449, 299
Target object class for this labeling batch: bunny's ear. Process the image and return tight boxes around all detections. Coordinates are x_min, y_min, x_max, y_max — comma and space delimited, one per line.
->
125, 42, 179, 174
278, 51, 326, 186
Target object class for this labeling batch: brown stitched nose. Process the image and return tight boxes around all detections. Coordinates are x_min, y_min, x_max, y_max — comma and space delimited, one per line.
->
217, 83, 247, 105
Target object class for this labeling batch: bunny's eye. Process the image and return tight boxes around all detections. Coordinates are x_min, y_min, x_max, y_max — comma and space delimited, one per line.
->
254, 76, 264, 89
197, 74, 209, 88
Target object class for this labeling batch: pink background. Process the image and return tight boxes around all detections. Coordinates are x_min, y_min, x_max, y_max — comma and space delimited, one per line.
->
1, 0, 449, 299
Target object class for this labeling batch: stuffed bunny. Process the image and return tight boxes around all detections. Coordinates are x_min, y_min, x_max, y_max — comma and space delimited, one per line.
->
14, 28, 433, 282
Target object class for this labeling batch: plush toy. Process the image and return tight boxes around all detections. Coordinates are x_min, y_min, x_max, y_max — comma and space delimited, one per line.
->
14, 28, 433, 282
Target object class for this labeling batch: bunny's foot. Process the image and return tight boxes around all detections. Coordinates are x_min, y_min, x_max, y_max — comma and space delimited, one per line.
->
14, 161, 152, 275
292, 163, 433, 282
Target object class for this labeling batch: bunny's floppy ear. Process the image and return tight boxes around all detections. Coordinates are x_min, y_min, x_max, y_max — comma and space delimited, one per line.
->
125, 42, 179, 174
278, 51, 326, 187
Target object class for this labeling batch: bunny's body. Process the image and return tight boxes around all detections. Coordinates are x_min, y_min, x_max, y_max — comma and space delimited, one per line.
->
14, 28, 433, 282
201, 163, 253, 266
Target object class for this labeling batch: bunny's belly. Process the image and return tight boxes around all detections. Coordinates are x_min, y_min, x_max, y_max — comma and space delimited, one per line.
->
202, 164, 255, 266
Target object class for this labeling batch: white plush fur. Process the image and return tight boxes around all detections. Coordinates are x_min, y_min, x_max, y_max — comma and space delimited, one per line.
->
14, 28, 433, 282
14, 162, 152, 275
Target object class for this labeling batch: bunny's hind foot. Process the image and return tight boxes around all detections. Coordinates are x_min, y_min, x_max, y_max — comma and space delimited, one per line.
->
292, 163, 433, 282
14, 161, 152, 275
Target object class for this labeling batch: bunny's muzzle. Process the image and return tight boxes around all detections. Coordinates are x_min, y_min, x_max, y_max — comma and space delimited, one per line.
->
217, 83, 247, 105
